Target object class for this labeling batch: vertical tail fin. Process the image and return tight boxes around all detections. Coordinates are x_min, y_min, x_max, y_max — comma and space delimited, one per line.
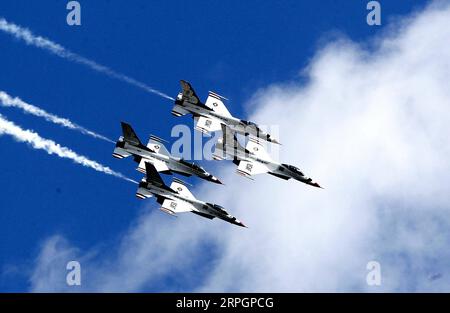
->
120, 122, 143, 146
214, 125, 248, 160
179, 80, 201, 105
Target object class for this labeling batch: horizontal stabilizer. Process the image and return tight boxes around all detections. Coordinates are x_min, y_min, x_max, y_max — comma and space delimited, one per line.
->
112, 146, 132, 159
171, 104, 190, 117
136, 187, 153, 200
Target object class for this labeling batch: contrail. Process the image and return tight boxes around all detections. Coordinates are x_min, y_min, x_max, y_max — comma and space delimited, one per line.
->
0, 17, 174, 101
0, 91, 114, 143
0, 114, 137, 184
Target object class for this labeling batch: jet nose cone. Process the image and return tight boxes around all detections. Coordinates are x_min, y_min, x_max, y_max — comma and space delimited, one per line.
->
269, 138, 281, 145
209, 175, 223, 185
312, 182, 323, 189
237, 220, 248, 228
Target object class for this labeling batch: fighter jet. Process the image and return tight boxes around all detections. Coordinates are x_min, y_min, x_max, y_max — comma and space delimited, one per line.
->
172, 80, 280, 144
213, 125, 322, 188
113, 122, 222, 184
136, 162, 247, 227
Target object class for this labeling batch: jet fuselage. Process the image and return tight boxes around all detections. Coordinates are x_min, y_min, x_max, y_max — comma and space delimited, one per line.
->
114, 137, 221, 184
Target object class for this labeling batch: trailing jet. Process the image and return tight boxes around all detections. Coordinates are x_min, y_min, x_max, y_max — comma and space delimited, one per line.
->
172, 80, 280, 144
213, 125, 322, 188
113, 122, 222, 184
136, 162, 247, 227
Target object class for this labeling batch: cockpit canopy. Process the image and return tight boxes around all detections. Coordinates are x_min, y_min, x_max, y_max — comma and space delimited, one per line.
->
241, 120, 258, 127
282, 163, 304, 176
180, 159, 205, 172
206, 203, 227, 214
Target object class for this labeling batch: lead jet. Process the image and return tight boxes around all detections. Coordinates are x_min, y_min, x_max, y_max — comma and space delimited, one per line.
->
113, 122, 222, 184
213, 125, 322, 188
172, 80, 280, 144
136, 162, 247, 227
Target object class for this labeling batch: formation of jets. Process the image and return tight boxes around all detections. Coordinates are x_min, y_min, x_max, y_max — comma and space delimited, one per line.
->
113, 80, 321, 227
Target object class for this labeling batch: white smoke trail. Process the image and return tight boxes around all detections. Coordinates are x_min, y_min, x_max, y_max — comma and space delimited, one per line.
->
0, 91, 114, 143
0, 18, 174, 101
0, 114, 137, 184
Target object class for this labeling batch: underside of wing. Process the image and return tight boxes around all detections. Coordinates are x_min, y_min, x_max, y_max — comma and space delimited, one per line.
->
160, 199, 195, 216
245, 137, 273, 162
194, 116, 222, 134
236, 160, 269, 178
170, 180, 196, 201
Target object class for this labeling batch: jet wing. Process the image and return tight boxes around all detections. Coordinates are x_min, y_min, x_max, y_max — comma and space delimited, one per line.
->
160, 199, 195, 215
194, 116, 222, 133
245, 138, 273, 162
236, 160, 269, 178
147, 135, 171, 157
205, 91, 232, 117
170, 179, 196, 201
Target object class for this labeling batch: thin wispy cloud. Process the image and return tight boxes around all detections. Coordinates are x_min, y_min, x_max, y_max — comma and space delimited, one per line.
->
0, 114, 137, 184
0, 91, 113, 143
0, 18, 174, 101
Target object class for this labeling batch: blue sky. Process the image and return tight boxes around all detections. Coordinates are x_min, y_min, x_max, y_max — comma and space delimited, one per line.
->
0, 0, 435, 292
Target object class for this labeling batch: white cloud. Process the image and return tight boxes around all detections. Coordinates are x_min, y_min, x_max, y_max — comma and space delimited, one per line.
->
28, 1, 450, 292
